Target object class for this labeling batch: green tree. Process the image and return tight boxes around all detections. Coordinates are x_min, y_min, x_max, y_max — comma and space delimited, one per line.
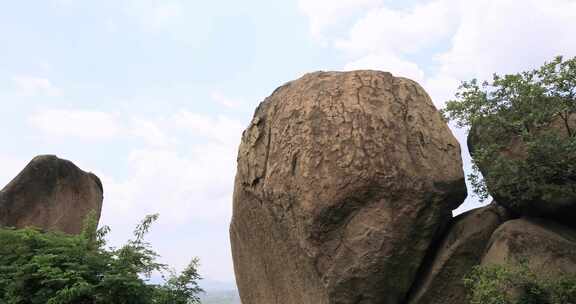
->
442, 56, 576, 204
0, 214, 202, 304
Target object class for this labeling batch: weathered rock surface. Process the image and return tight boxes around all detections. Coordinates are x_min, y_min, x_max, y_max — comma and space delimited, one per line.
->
0, 155, 103, 234
407, 202, 511, 304
482, 217, 576, 276
468, 115, 576, 224
230, 71, 467, 304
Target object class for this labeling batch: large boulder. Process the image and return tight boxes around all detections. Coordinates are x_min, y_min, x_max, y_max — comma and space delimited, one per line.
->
230, 71, 467, 304
468, 114, 576, 224
482, 217, 576, 276
407, 202, 511, 304
0, 155, 103, 234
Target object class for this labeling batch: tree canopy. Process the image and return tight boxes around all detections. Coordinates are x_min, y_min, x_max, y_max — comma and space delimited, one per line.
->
0, 214, 202, 304
442, 56, 576, 203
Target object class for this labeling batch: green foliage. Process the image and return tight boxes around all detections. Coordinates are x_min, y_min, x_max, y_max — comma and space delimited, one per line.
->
442, 56, 576, 202
0, 214, 202, 304
153, 259, 202, 304
464, 263, 576, 304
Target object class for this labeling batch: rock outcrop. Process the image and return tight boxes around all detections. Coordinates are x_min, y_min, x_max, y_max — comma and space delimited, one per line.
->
407, 203, 511, 304
0, 155, 103, 234
230, 71, 467, 304
482, 217, 576, 276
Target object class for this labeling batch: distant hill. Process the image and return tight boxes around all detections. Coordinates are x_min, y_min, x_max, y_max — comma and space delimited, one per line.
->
200, 290, 241, 304
199, 279, 240, 304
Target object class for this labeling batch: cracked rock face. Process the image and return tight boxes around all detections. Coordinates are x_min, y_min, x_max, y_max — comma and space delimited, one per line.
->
0, 155, 103, 235
230, 71, 467, 304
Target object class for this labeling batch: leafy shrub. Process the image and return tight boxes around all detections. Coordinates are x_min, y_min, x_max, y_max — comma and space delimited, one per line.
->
464, 263, 576, 304
0, 214, 202, 304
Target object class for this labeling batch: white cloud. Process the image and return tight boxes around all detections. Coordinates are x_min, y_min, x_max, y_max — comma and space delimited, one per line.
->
120, 0, 215, 44
335, 0, 455, 55
210, 91, 244, 109
12, 76, 63, 97
124, 0, 183, 32
302, 0, 576, 107
104, 143, 236, 223
344, 52, 425, 82
422, 74, 460, 107
128, 117, 170, 146
28, 108, 244, 222
303, 0, 456, 94
171, 111, 244, 145
436, 0, 576, 81
298, 0, 383, 39
29, 109, 122, 140
27, 107, 244, 147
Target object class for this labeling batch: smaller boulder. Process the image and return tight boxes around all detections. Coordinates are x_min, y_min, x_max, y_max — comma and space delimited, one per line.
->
482, 217, 576, 277
407, 203, 511, 304
0, 155, 103, 234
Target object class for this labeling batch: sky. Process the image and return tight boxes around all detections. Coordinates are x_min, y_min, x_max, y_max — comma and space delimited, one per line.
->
1, 0, 575, 287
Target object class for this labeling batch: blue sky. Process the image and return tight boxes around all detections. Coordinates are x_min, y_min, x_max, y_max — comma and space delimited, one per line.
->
1, 0, 575, 286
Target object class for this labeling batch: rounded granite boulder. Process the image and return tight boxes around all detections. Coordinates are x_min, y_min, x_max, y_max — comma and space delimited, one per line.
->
230, 71, 467, 304
0, 155, 103, 234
